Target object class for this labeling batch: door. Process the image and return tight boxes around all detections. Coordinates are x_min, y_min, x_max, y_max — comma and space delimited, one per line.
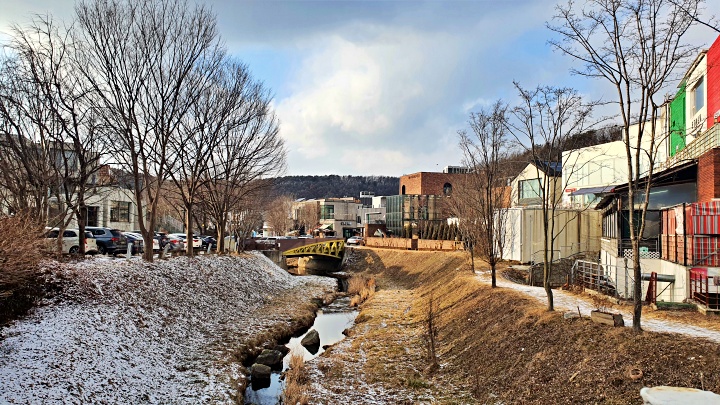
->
87, 206, 99, 226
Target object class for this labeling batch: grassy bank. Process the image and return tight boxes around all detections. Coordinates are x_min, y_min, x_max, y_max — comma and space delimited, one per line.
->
307, 248, 720, 404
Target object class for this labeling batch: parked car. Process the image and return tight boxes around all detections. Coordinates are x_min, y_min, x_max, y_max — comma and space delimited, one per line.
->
257, 237, 278, 246
167, 233, 202, 249
86, 226, 128, 255
44, 228, 98, 254
163, 235, 185, 251
200, 235, 217, 251
346, 236, 364, 246
121, 232, 145, 255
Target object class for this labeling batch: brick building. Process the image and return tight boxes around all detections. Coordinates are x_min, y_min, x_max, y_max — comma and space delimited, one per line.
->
698, 148, 720, 203
398, 171, 467, 196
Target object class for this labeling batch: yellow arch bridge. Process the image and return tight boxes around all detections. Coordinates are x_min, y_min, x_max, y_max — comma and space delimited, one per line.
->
282, 240, 345, 260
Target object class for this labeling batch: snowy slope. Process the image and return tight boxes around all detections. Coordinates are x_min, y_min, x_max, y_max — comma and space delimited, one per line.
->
0, 253, 336, 404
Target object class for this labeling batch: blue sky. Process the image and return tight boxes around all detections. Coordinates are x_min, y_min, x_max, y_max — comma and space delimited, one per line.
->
1, 0, 718, 177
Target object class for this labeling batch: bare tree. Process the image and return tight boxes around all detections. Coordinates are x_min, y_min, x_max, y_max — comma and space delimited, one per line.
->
201, 82, 286, 252
75, 0, 224, 261
0, 56, 58, 223
5, 16, 105, 254
297, 201, 320, 235
507, 84, 595, 311
168, 61, 255, 255
549, 0, 701, 330
456, 101, 512, 287
265, 195, 294, 237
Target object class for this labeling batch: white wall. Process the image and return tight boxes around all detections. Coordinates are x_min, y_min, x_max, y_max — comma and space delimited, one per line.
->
70, 186, 141, 231
510, 163, 561, 207
684, 52, 708, 139
562, 119, 670, 206
600, 243, 689, 302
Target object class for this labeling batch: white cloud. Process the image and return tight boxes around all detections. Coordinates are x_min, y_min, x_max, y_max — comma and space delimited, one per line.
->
276, 23, 464, 174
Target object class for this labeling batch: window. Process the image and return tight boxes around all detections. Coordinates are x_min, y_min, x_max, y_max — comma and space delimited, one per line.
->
694, 76, 705, 114
63, 230, 77, 238
518, 178, 541, 200
320, 205, 335, 220
443, 183, 452, 195
110, 201, 131, 222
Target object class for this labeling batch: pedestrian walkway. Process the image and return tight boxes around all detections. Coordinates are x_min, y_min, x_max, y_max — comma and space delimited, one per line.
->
475, 270, 720, 343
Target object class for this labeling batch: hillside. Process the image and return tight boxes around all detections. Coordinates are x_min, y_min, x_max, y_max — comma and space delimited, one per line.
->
273, 175, 399, 199
307, 248, 720, 404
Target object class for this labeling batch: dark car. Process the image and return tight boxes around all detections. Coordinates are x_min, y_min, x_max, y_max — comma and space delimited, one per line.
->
200, 235, 217, 251
122, 232, 145, 255
86, 226, 128, 255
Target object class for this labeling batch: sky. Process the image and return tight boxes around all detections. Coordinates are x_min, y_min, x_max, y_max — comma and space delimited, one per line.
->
1, 0, 718, 177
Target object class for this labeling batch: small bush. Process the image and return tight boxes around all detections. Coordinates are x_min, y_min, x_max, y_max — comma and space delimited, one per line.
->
282, 353, 309, 405
347, 275, 375, 307
0, 213, 45, 325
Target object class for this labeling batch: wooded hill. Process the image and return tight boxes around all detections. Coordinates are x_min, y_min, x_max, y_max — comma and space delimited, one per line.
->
272, 175, 400, 200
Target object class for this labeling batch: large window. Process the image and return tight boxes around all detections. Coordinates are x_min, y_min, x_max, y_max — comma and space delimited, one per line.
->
518, 178, 541, 200
110, 201, 131, 222
694, 76, 705, 114
320, 204, 335, 220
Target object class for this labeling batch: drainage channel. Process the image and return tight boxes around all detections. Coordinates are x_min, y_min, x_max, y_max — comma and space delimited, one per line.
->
244, 295, 358, 405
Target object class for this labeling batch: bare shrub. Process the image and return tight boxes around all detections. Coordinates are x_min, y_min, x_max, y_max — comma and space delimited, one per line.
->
0, 214, 44, 290
0, 213, 45, 325
425, 294, 439, 373
348, 275, 376, 307
282, 352, 309, 405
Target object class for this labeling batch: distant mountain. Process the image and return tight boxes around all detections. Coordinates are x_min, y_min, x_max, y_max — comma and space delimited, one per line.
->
273, 175, 400, 200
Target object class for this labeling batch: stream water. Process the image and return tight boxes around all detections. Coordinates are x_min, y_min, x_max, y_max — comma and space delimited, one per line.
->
244, 296, 358, 405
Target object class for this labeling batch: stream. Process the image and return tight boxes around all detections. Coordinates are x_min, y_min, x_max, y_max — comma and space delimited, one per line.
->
244, 295, 358, 405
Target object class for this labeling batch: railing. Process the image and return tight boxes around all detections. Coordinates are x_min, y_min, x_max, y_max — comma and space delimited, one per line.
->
690, 269, 720, 310
619, 238, 660, 258
572, 259, 639, 300
663, 123, 720, 169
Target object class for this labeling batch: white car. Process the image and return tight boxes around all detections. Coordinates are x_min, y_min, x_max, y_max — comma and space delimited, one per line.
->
167, 233, 202, 249
44, 228, 98, 254
346, 236, 364, 246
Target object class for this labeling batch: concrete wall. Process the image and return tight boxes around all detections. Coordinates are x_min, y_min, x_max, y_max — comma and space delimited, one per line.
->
562, 141, 627, 205
503, 207, 601, 263
685, 51, 708, 138
364, 236, 461, 251
600, 243, 690, 302
707, 36, 720, 129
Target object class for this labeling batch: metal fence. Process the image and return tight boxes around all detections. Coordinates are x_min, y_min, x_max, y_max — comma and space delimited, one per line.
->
571, 259, 642, 300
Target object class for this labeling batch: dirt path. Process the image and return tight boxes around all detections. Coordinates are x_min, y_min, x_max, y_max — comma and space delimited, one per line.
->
477, 269, 720, 343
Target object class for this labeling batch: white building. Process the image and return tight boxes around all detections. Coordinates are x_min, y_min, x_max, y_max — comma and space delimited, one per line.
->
562, 120, 670, 208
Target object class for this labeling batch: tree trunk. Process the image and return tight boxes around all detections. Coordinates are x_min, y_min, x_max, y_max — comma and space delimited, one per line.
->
544, 260, 554, 311
185, 203, 194, 257
77, 197, 87, 255
632, 243, 643, 332
491, 262, 497, 288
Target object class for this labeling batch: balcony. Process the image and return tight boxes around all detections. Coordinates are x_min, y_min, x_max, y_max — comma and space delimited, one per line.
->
663, 123, 720, 169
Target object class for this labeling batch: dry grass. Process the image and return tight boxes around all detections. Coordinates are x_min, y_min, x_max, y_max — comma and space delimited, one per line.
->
282, 352, 309, 405
306, 248, 720, 404
347, 274, 376, 307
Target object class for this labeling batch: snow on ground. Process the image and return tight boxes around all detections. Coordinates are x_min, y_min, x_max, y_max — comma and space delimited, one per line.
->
0, 253, 336, 404
476, 270, 720, 343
